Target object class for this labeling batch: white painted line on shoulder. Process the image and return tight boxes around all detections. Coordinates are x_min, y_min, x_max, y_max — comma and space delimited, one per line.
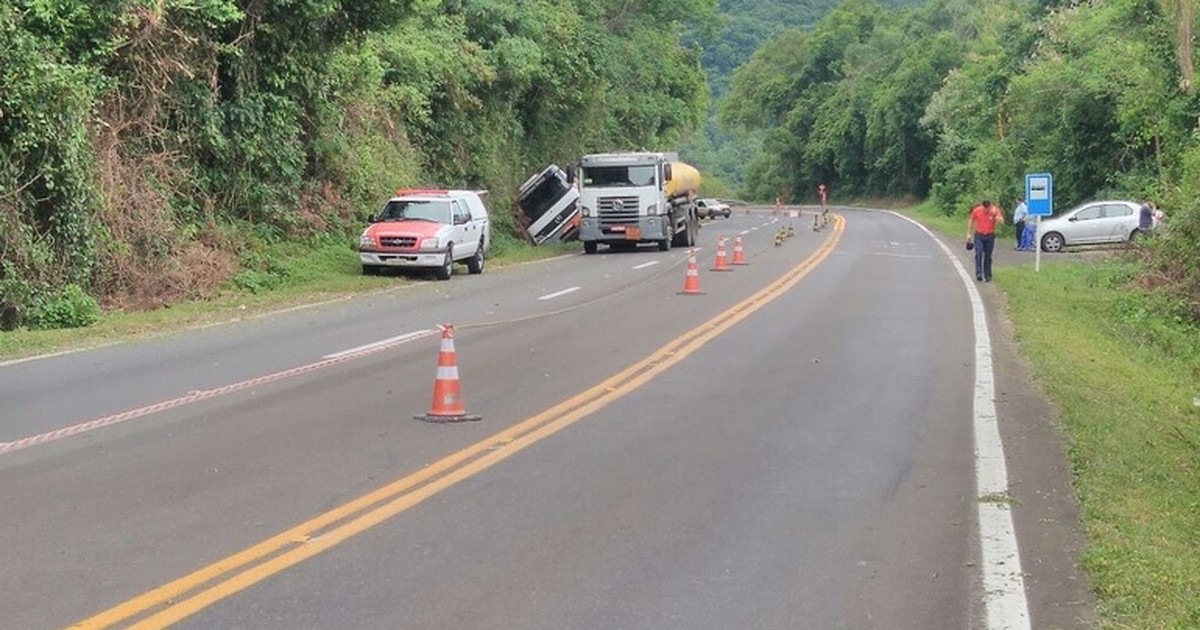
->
1, 327, 442, 458
632, 261, 660, 270
538, 287, 581, 301
323, 329, 437, 359
892, 212, 1031, 630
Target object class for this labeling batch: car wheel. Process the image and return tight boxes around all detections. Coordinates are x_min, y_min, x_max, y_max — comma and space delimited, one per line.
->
467, 242, 485, 274
435, 248, 453, 280
1041, 232, 1064, 253
362, 264, 381, 276
584, 241, 598, 254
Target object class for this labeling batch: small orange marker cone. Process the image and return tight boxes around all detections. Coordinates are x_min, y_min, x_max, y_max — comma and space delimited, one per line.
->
415, 324, 481, 423
711, 237, 732, 271
680, 248, 704, 295
732, 235, 748, 265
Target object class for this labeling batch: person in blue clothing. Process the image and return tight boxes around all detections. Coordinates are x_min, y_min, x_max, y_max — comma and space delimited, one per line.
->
1011, 196, 1028, 250
1138, 200, 1156, 236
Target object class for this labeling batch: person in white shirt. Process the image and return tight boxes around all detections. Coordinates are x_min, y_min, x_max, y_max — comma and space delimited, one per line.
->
1012, 196, 1029, 250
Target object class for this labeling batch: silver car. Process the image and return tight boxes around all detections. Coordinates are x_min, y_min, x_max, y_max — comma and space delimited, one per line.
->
1037, 200, 1154, 252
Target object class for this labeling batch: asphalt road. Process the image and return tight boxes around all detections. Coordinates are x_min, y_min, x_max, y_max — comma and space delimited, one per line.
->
0, 208, 1093, 629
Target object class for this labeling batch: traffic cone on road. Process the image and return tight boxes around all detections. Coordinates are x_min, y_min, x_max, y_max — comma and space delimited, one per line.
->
680, 248, 704, 295
711, 237, 732, 271
415, 324, 481, 423
732, 235, 748, 265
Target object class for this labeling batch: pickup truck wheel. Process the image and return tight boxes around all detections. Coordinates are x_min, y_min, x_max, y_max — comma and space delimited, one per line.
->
583, 241, 598, 254
435, 248, 453, 280
467, 243, 485, 274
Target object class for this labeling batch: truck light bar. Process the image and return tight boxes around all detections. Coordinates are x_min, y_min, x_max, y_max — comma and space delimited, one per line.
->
394, 189, 449, 196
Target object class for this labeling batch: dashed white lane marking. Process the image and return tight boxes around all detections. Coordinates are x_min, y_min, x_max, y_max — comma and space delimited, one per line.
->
323, 329, 437, 359
632, 261, 660, 270
893, 212, 1031, 630
0, 329, 440, 458
538, 287, 581, 301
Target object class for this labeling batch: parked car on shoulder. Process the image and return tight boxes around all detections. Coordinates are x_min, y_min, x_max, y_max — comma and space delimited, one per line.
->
696, 198, 731, 219
358, 189, 491, 279
1036, 200, 1159, 253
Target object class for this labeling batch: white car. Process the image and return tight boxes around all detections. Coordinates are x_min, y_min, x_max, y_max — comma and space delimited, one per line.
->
696, 198, 731, 219
359, 189, 491, 279
1037, 200, 1157, 252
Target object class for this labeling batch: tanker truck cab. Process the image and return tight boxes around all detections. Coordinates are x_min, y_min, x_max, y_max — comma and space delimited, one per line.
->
358, 189, 490, 280
577, 152, 700, 254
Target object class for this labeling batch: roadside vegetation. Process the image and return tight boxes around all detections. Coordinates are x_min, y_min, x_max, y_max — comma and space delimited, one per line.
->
1001, 260, 1200, 628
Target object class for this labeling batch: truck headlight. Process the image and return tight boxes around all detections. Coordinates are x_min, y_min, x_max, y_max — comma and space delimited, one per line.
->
581, 205, 592, 218
419, 237, 440, 250
646, 203, 659, 215
359, 233, 374, 247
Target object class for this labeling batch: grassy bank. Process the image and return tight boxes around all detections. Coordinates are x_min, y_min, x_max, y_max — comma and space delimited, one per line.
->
996, 261, 1200, 628
0, 236, 576, 361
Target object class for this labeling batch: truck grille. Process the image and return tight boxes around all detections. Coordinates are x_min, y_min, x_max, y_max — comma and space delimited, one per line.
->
379, 236, 418, 248
597, 196, 640, 224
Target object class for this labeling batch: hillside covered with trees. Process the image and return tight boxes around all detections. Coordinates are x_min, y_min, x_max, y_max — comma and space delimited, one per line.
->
722, 0, 1199, 318
1, 0, 715, 328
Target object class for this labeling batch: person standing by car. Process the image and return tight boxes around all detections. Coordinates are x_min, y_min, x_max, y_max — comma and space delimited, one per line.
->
1138, 200, 1155, 237
966, 200, 1004, 282
1012, 196, 1028, 250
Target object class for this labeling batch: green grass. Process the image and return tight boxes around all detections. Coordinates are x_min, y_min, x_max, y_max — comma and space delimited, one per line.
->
897, 198, 969, 239
0, 237, 577, 361
997, 261, 1200, 629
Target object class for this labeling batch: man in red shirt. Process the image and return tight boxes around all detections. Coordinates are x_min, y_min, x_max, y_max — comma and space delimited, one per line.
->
966, 200, 1004, 282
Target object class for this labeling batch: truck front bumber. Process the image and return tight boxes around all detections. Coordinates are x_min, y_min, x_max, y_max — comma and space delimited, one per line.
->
580, 215, 672, 243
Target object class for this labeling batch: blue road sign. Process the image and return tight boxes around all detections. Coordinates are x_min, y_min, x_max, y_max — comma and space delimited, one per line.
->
1025, 173, 1053, 217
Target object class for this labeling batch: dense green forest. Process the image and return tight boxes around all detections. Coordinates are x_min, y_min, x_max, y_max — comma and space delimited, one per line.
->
1, 0, 1198, 328
0, 0, 715, 328
723, 0, 1199, 318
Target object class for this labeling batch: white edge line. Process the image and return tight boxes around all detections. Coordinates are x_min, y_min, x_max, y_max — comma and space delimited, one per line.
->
324, 329, 437, 359
0, 328, 442, 456
632, 261, 660, 270
537, 287, 581, 301
890, 211, 1032, 630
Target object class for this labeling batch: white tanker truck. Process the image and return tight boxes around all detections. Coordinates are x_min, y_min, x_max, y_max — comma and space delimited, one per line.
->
577, 151, 701, 253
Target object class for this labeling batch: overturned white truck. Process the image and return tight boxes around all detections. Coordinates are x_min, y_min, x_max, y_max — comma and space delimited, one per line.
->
577, 151, 701, 253
517, 164, 581, 245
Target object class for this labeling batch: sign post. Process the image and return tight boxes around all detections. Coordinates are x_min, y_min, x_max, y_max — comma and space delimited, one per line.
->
1025, 173, 1053, 273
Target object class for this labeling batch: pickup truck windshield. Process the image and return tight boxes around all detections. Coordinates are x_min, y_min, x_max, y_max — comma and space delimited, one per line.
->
582, 165, 656, 188
378, 200, 452, 223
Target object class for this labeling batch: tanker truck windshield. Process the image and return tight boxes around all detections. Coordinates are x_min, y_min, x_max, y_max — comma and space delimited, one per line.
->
583, 165, 656, 187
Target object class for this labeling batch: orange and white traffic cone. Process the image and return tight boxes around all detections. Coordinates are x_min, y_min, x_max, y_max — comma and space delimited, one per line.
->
414, 324, 481, 423
732, 235, 748, 265
680, 248, 704, 295
711, 237, 732, 271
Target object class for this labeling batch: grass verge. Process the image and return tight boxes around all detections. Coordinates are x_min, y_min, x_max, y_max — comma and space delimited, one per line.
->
0, 237, 578, 361
997, 260, 1200, 628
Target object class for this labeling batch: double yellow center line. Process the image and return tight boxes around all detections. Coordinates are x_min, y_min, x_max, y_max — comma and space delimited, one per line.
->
73, 215, 844, 629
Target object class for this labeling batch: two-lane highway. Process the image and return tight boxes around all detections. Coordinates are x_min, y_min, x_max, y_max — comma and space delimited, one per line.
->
0, 209, 1028, 629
